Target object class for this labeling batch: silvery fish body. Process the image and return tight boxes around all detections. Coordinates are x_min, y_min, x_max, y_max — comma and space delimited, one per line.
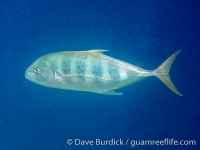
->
25, 50, 182, 96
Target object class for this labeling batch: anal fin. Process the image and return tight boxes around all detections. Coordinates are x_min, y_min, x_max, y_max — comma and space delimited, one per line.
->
103, 90, 122, 95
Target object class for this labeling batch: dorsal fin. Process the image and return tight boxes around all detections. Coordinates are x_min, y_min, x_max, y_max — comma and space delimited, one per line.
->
87, 49, 109, 53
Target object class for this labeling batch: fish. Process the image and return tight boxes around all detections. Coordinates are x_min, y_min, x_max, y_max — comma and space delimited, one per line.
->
25, 50, 182, 96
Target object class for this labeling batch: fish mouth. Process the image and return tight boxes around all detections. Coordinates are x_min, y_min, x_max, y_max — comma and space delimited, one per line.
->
25, 71, 29, 79
25, 69, 31, 80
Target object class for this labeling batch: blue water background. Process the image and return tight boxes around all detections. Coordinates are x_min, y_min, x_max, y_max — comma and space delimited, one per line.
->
0, 0, 199, 150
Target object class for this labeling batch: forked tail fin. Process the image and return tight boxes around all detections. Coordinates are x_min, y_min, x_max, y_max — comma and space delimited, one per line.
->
154, 50, 182, 96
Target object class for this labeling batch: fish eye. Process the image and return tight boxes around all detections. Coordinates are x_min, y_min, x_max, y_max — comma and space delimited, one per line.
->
33, 68, 40, 74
